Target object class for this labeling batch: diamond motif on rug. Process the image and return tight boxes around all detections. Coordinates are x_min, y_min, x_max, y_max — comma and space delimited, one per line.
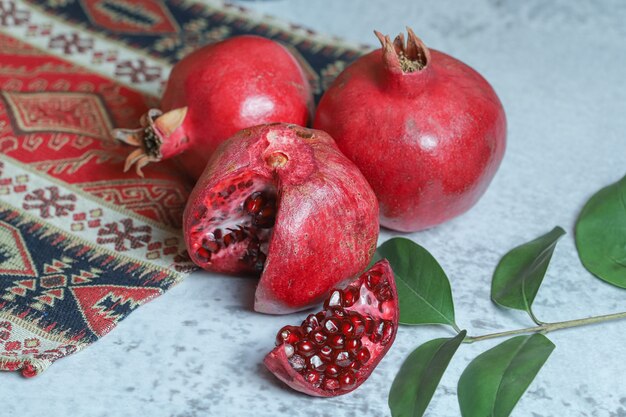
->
1, 91, 114, 140
81, 0, 180, 34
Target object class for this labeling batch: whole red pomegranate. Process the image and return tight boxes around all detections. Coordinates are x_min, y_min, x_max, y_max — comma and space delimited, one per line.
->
114, 35, 312, 179
265, 259, 398, 396
314, 29, 507, 232
183, 123, 379, 314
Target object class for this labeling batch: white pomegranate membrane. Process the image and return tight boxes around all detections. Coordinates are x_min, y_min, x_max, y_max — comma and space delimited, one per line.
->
269, 261, 397, 395
188, 172, 277, 274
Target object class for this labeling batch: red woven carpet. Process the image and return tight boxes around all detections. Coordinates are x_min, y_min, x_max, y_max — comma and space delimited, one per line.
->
0, 0, 363, 376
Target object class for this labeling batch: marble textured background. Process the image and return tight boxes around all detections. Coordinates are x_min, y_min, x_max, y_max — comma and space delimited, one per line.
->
2, 0, 625, 416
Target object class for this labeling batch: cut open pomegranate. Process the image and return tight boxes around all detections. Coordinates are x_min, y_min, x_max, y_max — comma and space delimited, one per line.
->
183, 123, 379, 314
264, 260, 399, 396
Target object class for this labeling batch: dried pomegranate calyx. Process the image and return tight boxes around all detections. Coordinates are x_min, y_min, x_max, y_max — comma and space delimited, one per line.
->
374, 27, 431, 74
113, 107, 190, 176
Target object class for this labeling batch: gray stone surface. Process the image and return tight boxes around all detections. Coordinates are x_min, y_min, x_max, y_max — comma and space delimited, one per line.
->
3, 0, 625, 416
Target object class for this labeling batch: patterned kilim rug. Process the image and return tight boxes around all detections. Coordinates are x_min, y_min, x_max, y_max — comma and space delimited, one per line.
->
0, 0, 366, 377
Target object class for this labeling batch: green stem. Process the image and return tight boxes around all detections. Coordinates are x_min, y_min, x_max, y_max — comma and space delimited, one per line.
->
527, 308, 544, 326
464, 311, 626, 344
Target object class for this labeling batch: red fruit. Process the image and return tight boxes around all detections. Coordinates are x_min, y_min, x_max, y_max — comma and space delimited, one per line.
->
264, 260, 399, 397
314, 28, 507, 232
114, 35, 312, 179
183, 124, 379, 314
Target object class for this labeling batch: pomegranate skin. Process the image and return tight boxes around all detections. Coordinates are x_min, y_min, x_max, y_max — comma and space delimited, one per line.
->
183, 124, 379, 314
314, 29, 507, 232
264, 260, 399, 397
115, 36, 312, 179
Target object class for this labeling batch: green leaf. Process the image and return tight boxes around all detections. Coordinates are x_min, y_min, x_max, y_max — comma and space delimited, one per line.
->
575, 175, 626, 288
458, 334, 555, 417
389, 331, 466, 417
491, 227, 565, 319
374, 238, 457, 328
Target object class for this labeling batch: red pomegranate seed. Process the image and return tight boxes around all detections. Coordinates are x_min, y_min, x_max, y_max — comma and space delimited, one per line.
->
288, 354, 306, 371
255, 206, 276, 228
349, 314, 365, 336
302, 314, 320, 333
196, 247, 210, 262
311, 330, 327, 345
355, 347, 371, 364
276, 326, 302, 346
348, 360, 362, 371
213, 228, 223, 239
244, 192, 264, 214
345, 338, 361, 351
334, 351, 352, 367
340, 319, 354, 336
381, 320, 395, 346
296, 340, 315, 357
202, 239, 221, 253
316, 311, 326, 323
304, 370, 321, 386
363, 315, 375, 334
324, 290, 343, 308
323, 317, 340, 334
319, 345, 333, 358
328, 334, 345, 349
342, 287, 358, 307
370, 323, 383, 343
308, 355, 325, 371
365, 270, 383, 289
376, 283, 392, 301
323, 378, 339, 391
325, 363, 340, 377
233, 227, 247, 241
223, 233, 234, 247
260, 205, 276, 218
339, 371, 356, 389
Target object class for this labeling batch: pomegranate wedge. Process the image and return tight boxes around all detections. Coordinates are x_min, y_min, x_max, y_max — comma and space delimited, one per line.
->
265, 260, 399, 396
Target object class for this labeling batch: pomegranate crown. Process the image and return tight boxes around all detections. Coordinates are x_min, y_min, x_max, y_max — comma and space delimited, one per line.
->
374, 27, 430, 74
112, 107, 188, 177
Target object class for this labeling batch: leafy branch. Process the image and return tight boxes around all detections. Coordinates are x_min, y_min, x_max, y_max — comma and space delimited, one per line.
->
385, 175, 626, 417
464, 310, 626, 343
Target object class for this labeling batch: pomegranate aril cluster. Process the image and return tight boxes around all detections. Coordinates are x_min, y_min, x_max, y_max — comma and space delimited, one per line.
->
276, 276, 395, 393
193, 184, 277, 272
240, 191, 276, 270
196, 225, 249, 258
244, 191, 277, 229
